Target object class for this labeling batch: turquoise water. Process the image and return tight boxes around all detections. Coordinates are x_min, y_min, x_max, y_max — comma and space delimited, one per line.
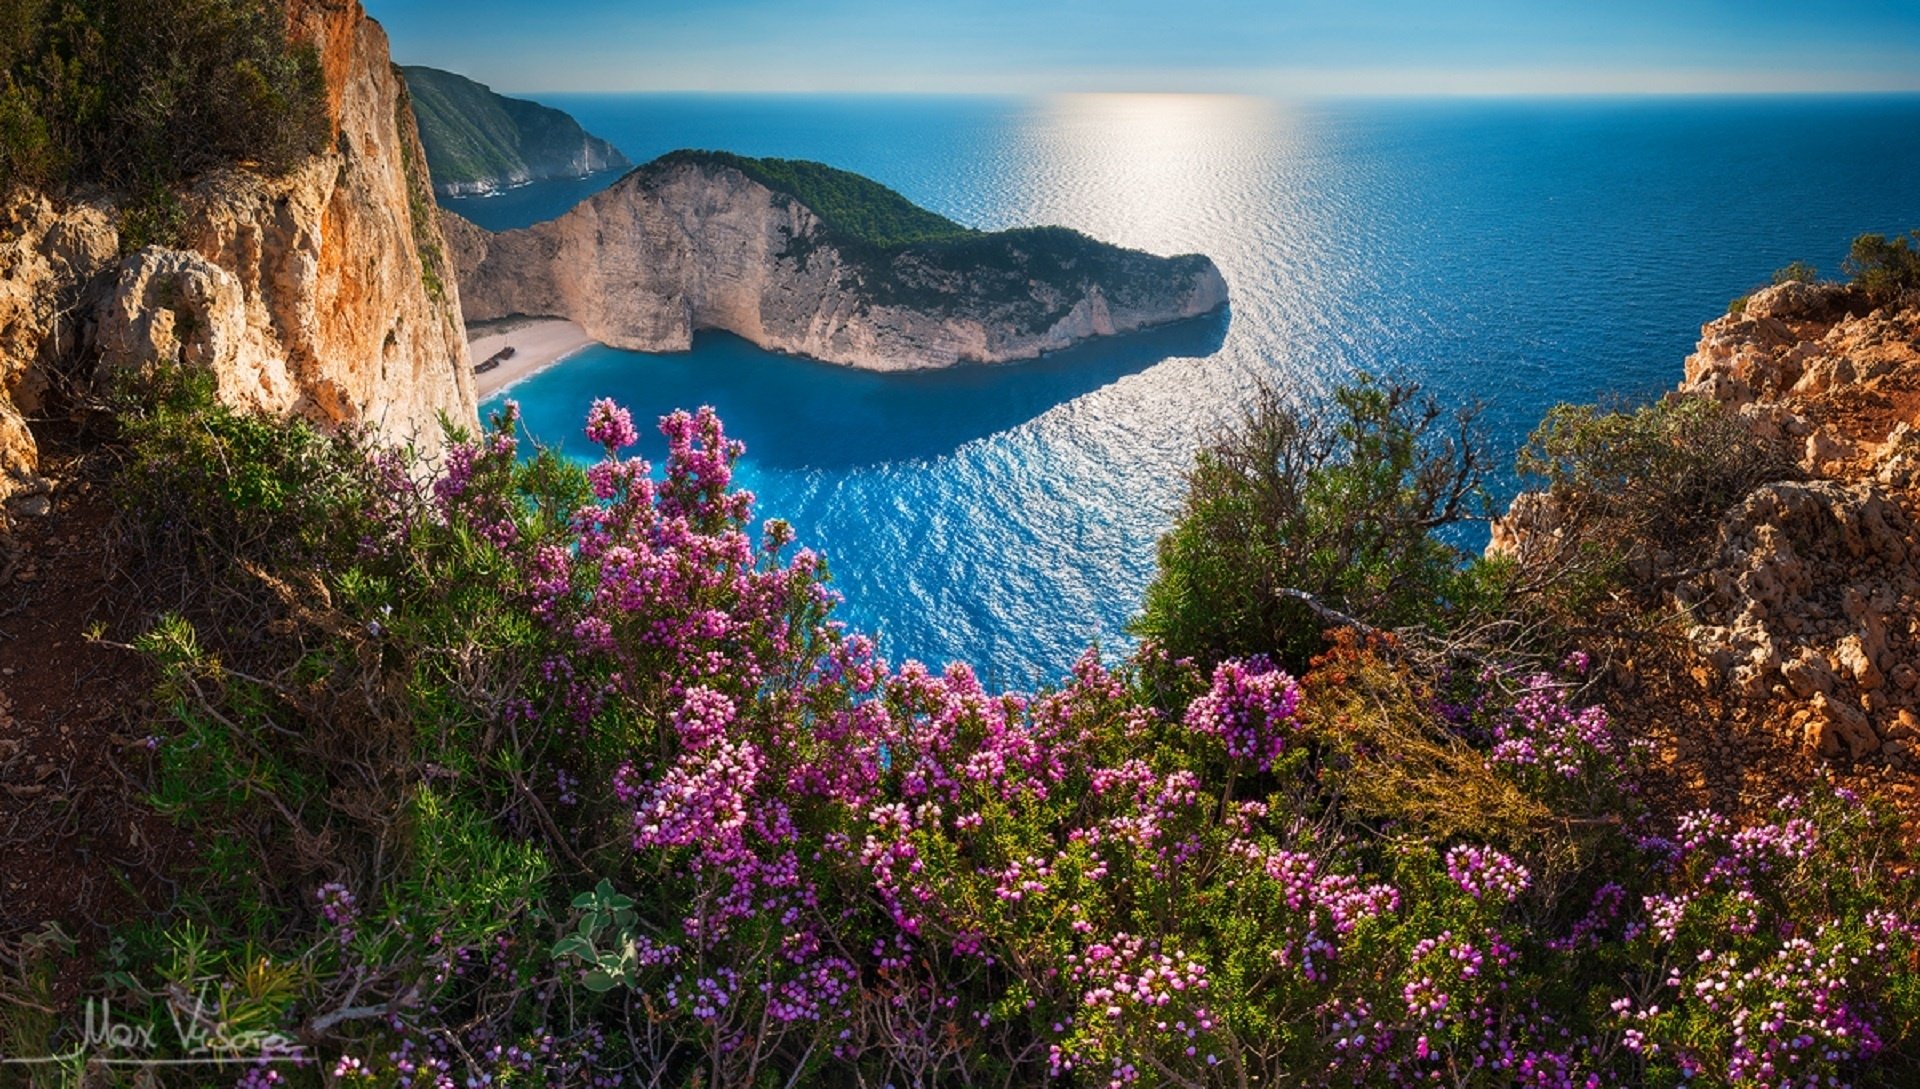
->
456, 94, 1920, 685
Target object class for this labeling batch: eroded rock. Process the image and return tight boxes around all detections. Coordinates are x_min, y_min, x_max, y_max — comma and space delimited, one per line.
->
447, 155, 1229, 371
0, 0, 476, 513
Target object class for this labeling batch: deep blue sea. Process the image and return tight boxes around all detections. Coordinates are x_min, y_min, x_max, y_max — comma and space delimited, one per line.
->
452, 94, 1920, 685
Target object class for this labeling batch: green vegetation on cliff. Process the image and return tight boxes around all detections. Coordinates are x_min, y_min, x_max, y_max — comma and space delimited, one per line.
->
1846, 229, 1920, 302
655, 149, 979, 249
1135, 376, 1494, 670
645, 150, 1217, 322
402, 65, 628, 193
0, 0, 327, 196
1730, 228, 1920, 315
18, 369, 1913, 1087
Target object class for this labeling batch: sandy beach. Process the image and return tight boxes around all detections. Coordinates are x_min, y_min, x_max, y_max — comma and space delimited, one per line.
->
469, 317, 599, 398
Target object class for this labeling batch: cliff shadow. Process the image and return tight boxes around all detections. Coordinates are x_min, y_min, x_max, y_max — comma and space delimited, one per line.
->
503, 307, 1230, 471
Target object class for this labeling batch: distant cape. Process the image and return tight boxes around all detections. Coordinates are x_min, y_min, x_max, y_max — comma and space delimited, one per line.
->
400, 66, 629, 197
441, 150, 1230, 371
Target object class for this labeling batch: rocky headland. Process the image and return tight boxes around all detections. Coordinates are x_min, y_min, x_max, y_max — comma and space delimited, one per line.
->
442, 151, 1230, 370
1673, 281, 1920, 764
1496, 279, 1920, 771
0, 0, 476, 519
402, 66, 630, 198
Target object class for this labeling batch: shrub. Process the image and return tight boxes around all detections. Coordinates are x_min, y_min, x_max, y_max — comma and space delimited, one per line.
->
66, 387, 1920, 1087
1843, 230, 1920, 303
0, 0, 329, 195
1134, 375, 1491, 670
1511, 394, 1796, 608
1772, 260, 1819, 285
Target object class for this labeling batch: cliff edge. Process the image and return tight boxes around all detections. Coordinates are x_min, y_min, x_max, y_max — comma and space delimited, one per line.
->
0, 0, 475, 517
444, 151, 1229, 371
1671, 281, 1920, 763
1495, 280, 1920, 768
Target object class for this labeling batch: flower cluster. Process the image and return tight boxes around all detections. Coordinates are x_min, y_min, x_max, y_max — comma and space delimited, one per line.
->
1609, 790, 1909, 1086
1487, 672, 1622, 781
316, 882, 357, 947
584, 397, 639, 452
1181, 656, 1303, 771
1444, 844, 1532, 903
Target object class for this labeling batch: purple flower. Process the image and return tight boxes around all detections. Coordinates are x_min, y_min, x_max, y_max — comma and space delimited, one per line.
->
584, 398, 640, 451
1182, 657, 1303, 772
1444, 844, 1531, 903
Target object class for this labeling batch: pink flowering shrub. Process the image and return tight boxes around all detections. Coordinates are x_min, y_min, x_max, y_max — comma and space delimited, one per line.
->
1182, 655, 1304, 772
1613, 790, 1920, 1086
114, 385, 1920, 1088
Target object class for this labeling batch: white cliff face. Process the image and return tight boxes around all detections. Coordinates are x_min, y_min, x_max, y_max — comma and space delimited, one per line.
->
446, 159, 1230, 371
198, 0, 475, 442
0, 0, 475, 516
95, 249, 271, 405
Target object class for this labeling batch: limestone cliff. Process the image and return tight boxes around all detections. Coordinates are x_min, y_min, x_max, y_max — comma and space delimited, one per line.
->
445, 152, 1229, 370
1669, 282, 1920, 763
0, 0, 475, 515
0, 197, 120, 515
1495, 281, 1920, 767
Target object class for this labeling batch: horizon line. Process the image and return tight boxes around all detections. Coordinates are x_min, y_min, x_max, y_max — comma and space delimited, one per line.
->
494, 86, 1920, 101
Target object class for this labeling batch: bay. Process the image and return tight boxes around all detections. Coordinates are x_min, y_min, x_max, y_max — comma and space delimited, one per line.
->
453, 93, 1920, 684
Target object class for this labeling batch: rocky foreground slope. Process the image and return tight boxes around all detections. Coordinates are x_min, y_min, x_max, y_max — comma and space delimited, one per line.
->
443, 152, 1229, 370
1499, 280, 1920, 768
1674, 282, 1920, 764
0, 0, 475, 518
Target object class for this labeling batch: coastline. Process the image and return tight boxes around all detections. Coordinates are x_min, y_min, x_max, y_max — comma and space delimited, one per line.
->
469, 317, 598, 398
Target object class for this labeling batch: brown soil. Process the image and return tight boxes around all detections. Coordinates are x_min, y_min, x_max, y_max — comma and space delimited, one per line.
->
0, 426, 188, 954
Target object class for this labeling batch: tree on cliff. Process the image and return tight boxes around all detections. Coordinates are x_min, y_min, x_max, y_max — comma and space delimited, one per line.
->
1134, 375, 1490, 670
1846, 229, 1920, 303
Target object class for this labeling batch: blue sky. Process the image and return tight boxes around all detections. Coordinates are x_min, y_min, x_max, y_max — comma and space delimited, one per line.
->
366, 0, 1920, 96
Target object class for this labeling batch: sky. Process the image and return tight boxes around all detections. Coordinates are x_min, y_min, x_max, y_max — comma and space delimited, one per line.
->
365, 0, 1920, 97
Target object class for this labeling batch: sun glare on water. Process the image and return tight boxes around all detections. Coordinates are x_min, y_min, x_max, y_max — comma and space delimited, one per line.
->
1015, 93, 1298, 256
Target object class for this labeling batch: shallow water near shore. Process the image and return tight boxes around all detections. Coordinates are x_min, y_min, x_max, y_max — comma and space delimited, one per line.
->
465, 94, 1920, 684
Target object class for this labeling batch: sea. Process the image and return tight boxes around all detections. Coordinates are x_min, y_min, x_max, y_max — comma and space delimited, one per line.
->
451, 94, 1920, 686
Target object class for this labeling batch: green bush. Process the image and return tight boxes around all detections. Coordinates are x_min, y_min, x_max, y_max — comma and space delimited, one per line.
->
1134, 375, 1491, 670
661, 149, 978, 249
1512, 394, 1795, 607
1772, 259, 1819, 285
1844, 230, 1920, 302
114, 369, 365, 567
0, 0, 329, 194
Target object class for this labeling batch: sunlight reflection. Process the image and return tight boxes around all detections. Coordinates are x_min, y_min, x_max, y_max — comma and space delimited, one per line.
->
1014, 93, 1295, 255
1005, 93, 1349, 419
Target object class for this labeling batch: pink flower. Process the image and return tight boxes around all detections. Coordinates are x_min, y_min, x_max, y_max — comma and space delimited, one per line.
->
585, 397, 640, 451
